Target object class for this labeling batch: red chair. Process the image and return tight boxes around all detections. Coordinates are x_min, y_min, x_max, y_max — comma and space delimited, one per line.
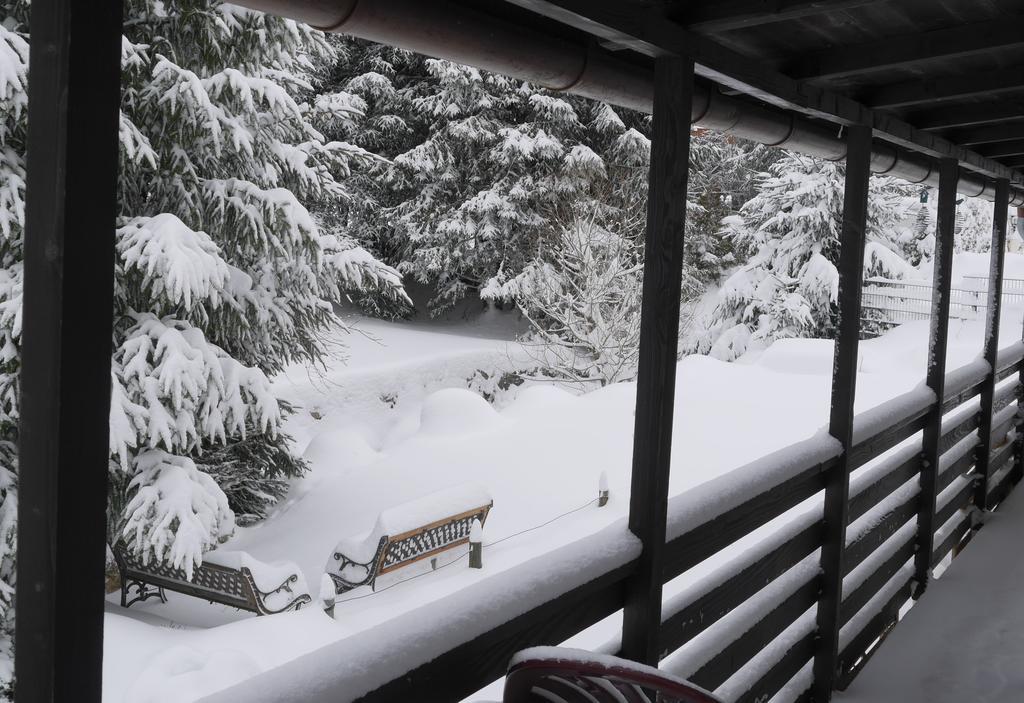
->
504, 647, 724, 703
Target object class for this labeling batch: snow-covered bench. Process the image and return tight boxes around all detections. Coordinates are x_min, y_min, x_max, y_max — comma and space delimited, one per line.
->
112, 542, 311, 616
326, 484, 493, 594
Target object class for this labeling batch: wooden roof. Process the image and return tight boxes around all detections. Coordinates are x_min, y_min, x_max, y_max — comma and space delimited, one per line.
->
495, 0, 1024, 182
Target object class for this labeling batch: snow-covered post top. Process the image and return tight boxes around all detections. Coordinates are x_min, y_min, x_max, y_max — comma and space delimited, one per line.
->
469, 518, 483, 569
598, 470, 609, 507
320, 573, 336, 619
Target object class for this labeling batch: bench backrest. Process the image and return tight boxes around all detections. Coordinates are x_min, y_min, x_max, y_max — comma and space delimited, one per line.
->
377, 502, 492, 576
114, 543, 257, 612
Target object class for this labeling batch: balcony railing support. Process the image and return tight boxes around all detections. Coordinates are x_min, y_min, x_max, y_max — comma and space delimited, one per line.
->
621, 54, 694, 666
975, 178, 1011, 511
914, 158, 958, 598
812, 123, 872, 702
14, 2, 124, 702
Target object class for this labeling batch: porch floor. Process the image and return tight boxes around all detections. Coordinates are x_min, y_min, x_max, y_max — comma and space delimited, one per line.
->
838, 483, 1024, 703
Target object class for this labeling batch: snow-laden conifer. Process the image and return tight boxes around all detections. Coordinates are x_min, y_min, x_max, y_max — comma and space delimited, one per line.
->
696, 154, 912, 360
0, 3, 411, 683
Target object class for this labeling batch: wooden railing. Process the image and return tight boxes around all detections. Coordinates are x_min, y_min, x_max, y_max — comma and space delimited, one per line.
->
207, 344, 1024, 703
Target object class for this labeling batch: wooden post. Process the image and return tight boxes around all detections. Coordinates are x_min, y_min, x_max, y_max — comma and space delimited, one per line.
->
811, 123, 872, 702
14, 2, 123, 702
1016, 206, 1024, 488
974, 178, 1011, 511
469, 518, 483, 569
913, 159, 959, 596
621, 54, 694, 667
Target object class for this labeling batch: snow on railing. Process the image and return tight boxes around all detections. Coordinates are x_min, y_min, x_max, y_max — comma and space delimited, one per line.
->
204, 520, 641, 703
664, 432, 841, 544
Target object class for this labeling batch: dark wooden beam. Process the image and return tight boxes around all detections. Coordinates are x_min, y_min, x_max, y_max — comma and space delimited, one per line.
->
975, 140, 1024, 159
912, 158, 957, 600
946, 123, 1024, 147
913, 102, 1024, 131
974, 179, 1011, 513
784, 15, 1024, 80
682, 0, 876, 33
812, 123, 872, 702
14, 1, 123, 702
1003, 156, 1024, 170
863, 67, 1024, 110
621, 55, 694, 666
503, 0, 1019, 180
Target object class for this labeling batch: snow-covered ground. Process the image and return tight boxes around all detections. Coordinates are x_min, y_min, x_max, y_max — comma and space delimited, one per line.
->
101, 260, 1024, 702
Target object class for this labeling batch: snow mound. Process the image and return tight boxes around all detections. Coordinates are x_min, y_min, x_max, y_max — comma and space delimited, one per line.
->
329, 483, 492, 566
754, 338, 839, 376
502, 384, 575, 418
418, 388, 500, 435
303, 428, 380, 474
125, 645, 261, 703
381, 411, 421, 447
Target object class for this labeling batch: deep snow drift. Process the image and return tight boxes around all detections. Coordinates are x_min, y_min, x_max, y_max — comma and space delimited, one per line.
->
101, 277, 1024, 702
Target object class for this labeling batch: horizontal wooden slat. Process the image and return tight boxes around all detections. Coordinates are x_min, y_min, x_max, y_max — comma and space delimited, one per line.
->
690, 577, 819, 692
935, 479, 974, 529
987, 463, 1017, 508
990, 422, 1017, 453
995, 358, 1024, 383
938, 410, 979, 455
932, 514, 971, 567
734, 630, 817, 703
663, 462, 828, 580
849, 412, 928, 470
837, 575, 915, 690
847, 402, 993, 530
990, 441, 1016, 476
660, 521, 822, 654
844, 494, 918, 576
937, 445, 977, 495
848, 453, 919, 525
355, 559, 636, 703
840, 534, 915, 627
993, 379, 1019, 411
941, 380, 983, 414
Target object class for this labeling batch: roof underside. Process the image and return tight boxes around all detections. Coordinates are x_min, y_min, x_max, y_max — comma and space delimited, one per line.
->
490, 0, 1024, 184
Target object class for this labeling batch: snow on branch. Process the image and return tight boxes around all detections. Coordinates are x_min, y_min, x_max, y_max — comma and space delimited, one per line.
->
117, 214, 231, 310
112, 313, 281, 462
323, 243, 411, 304
118, 112, 157, 168
121, 450, 235, 579
202, 178, 318, 251
864, 240, 915, 280
0, 25, 28, 129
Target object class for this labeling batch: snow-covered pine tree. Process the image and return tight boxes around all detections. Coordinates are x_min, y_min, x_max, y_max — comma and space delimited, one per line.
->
0, 4, 27, 690
0, 2, 410, 682
695, 153, 913, 360
479, 118, 663, 386
686, 129, 780, 282
954, 196, 994, 254
325, 40, 659, 313
113, 2, 409, 536
328, 40, 773, 315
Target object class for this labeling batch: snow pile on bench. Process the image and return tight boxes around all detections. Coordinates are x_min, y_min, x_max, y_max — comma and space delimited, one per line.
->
328, 483, 492, 566
204, 550, 310, 613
